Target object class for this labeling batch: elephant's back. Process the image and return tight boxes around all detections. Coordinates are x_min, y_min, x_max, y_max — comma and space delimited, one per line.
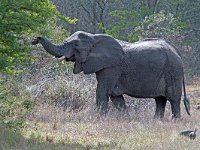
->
122, 38, 183, 69
122, 46, 167, 78
120, 38, 181, 59
122, 39, 183, 77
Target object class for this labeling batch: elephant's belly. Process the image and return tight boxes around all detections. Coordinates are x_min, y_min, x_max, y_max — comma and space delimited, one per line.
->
113, 75, 166, 98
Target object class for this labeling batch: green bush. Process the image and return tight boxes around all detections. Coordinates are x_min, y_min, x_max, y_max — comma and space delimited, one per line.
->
0, 79, 33, 129
128, 11, 187, 42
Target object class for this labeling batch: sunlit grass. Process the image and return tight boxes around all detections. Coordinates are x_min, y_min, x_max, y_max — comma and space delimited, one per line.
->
20, 98, 200, 150
1, 64, 200, 149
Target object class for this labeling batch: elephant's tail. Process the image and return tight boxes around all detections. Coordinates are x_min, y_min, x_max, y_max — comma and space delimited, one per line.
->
183, 76, 191, 116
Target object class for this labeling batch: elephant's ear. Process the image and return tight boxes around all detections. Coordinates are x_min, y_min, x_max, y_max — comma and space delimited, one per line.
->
82, 35, 124, 74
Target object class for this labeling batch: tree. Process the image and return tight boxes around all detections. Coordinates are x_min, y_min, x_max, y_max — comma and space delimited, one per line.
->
0, 0, 73, 74
52, 0, 117, 34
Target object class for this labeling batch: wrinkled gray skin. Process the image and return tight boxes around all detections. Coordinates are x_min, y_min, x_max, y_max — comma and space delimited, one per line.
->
31, 31, 190, 119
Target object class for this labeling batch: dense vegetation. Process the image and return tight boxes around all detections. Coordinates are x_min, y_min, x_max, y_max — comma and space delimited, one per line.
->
0, 0, 75, 74
0, 0, 200, 149
53, 0, 200, 74
1, 0, 200, 75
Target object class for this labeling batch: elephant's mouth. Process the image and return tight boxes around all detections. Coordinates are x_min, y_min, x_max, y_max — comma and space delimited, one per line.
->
66, 55, 75, 61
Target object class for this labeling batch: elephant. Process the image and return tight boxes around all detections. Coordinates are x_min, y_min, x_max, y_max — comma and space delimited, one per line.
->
31, 31, 190, 119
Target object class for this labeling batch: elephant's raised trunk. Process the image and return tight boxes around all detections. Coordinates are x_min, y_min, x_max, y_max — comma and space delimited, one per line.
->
39, 37, 64, 57
32, 37, 75, 60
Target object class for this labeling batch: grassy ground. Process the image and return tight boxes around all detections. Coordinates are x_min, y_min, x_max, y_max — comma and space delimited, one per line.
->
1, 67, 200, 149
0, 123, 89, 150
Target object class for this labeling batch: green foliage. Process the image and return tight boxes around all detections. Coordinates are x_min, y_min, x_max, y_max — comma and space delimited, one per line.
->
128, 11, 187, 42
0, 79, 33, 129
0, 25, 70, 127
105, 8, 151, 40
58, 15, 78, 25
0, 0, 73, 74
105, 7, 187, 42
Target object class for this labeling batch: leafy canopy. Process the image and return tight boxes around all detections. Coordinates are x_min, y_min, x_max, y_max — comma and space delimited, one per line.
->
0, 0, 75, 74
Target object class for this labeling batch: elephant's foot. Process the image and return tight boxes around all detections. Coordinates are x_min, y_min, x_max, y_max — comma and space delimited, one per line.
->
171, 113, 181, 121
153, 114, 165, 121
96, 103, 109, 117
171, 117, 182, 122
154, 110, 165, 120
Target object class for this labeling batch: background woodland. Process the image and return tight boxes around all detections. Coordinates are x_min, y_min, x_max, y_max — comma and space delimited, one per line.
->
1, 0, 200, 149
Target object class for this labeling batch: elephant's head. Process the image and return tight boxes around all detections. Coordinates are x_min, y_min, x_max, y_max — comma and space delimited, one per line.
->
32, 31, 124, 74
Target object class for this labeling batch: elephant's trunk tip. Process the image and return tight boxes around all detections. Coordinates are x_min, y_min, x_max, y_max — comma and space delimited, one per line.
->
31, 37, 42, 45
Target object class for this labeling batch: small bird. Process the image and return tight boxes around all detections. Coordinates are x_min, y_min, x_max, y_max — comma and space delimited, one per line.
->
180, 129, 197, 140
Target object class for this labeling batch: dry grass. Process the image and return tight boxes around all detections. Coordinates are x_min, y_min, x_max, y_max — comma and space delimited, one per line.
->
2, 62, 200, 149
18, 71, 200, 150
21, 102, 200, 150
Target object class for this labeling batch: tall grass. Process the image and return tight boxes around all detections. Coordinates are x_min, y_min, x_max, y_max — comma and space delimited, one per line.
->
16, 64, 200, 149
1, 43, 200, 149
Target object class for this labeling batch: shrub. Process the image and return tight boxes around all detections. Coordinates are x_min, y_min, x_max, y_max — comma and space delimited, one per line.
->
0, 78, 33, 129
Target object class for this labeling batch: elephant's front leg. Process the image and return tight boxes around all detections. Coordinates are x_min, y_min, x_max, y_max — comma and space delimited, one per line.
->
96, 84, 110, 115
110, 95, 130, 119
95, 67, 121, 115
110, 95, 126, 111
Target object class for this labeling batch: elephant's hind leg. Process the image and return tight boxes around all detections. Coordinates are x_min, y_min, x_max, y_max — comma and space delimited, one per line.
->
110, 95, 126, 111
154, 96, 167, 119
166, 77, 182, 119
169, 97, 181, 119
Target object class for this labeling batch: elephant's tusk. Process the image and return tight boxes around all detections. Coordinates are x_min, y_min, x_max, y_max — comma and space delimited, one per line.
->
57, 56, 66, 60
53, 56, 66, 61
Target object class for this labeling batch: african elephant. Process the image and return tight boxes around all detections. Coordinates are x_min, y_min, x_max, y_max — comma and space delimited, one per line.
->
31, 31, 190, 119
